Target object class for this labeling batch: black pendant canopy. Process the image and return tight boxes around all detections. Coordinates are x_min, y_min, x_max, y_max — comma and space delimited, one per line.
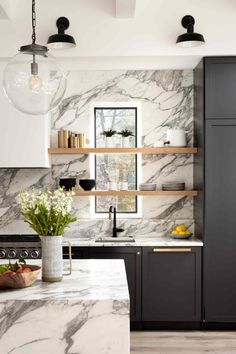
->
176, 15, 205, 47
47, 17, 76, 49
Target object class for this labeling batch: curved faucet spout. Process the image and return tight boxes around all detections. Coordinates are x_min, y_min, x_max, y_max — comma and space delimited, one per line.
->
108, 205, 124, 238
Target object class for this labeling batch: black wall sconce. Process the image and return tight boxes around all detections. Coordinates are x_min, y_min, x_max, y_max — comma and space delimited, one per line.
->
47, 17, 76, 49
176, 15, 205, 47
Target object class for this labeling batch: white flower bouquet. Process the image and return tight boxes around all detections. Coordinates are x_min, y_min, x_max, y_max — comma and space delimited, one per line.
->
19, 188, 77, 236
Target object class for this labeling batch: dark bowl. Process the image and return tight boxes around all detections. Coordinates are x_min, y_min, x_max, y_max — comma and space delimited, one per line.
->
59, 178, 76, 191
79, 179, 96, 191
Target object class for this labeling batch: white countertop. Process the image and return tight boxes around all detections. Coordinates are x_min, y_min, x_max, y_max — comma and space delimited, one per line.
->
64, 235, 203, 247
0, 259, 129, 302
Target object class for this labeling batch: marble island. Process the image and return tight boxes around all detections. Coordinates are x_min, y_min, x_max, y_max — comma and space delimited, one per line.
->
0, 259, 130, 354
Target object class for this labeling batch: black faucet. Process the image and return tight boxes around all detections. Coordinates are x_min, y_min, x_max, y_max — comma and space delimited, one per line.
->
109, 206, 124, 238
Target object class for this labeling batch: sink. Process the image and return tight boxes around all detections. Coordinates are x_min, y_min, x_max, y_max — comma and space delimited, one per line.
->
95, 236, 135, 243
73, 238, 91, 241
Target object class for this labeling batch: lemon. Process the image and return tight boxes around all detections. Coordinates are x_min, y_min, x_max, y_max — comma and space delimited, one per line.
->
185, 230, 191, 235
179, 231, 186, 235
179, 224, 187, 232
171, 230, 178, 234
175, 226, 183, 233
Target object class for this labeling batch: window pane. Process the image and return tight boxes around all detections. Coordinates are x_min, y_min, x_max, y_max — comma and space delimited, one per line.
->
95, 108, 137, 147
94, 107, 138, 213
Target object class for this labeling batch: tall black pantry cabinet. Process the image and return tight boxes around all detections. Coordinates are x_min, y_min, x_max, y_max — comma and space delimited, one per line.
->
194, 57, 236, 323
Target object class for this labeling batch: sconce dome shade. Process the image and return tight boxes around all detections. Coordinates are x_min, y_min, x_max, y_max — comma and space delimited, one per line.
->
47, 17, 76, 49
3, 50, 67, 115
176, 32, 205, 47
47, 33, 76, 49
176, 15, 205, 47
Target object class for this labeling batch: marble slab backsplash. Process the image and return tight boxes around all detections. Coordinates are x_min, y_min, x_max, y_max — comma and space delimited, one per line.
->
0, 70, 194, 237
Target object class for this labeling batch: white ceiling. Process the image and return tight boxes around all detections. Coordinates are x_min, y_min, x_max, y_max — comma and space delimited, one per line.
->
115, 0, 136, 18
0, 0, 236, 69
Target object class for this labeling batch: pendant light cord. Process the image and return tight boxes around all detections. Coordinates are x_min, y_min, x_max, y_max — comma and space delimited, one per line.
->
32, 0, 36, 44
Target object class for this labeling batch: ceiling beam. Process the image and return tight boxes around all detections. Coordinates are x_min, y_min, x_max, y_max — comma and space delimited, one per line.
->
0, 0, 11, 19
115, 0, 136, 18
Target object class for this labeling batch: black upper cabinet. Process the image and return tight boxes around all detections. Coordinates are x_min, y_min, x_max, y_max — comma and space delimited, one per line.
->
88, 247, 142, 322
142, 247, 201, 322
204, 120, 236, 322
205, 57, 236, 119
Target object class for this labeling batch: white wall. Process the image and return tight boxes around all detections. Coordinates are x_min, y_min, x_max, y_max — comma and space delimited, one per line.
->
0, 0, 235, 69
0, 62, 50, 168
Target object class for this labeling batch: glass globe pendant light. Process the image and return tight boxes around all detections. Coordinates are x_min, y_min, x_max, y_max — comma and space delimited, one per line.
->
3, 0, 66, 115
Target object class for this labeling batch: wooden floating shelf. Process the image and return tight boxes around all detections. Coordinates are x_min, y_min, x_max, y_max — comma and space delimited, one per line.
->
73, 190, 198, 197
48, 147, 198, 154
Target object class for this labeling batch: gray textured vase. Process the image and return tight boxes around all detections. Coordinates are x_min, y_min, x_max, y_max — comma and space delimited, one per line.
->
40, 236, 73, 282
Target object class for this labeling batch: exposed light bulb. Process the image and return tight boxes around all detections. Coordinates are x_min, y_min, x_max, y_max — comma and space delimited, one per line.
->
28, 74, 42, 93
29, 57, 42, 93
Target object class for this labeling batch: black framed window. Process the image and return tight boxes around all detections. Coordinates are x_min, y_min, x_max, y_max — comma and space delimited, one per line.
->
94, 107, 138, 214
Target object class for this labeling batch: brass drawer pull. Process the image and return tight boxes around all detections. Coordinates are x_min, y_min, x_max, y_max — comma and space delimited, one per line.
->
63, 253, 75, 256
153, 248, 192, 253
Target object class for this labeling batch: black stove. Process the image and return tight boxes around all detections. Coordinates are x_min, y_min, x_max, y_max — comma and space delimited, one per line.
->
0, 234, 41, 259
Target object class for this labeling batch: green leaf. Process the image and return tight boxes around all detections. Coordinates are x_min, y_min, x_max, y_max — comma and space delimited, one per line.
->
0, 264, 10, 274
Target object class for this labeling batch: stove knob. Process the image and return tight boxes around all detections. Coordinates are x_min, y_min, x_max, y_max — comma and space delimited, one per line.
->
20, 250, 29, 258
30, 250, 40, 259
0, 249, 6, 259
7, 249, 17, 259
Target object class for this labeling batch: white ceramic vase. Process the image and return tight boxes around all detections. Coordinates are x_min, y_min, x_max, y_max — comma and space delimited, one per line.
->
40, 236, 72, 282
105, 136, 113, 148
122, 136, 130, 148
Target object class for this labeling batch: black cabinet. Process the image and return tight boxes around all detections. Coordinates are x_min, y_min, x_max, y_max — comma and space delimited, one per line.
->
194, 57, 236, 323
142, 247, 201, 322
204, 120, 236, 322
205, 57, 236, 119
73, 245, 202, 325
88, 247, 142, 322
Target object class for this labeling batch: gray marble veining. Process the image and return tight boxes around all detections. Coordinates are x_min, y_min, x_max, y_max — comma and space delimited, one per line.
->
0, 259, 130, 354
0, 70, 194, 236
0, 260, 129, 301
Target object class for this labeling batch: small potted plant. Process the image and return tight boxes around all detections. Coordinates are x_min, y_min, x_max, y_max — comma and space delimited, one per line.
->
19, 188, 77, 283
101, 129, 117, 147
118, 129, 135, 147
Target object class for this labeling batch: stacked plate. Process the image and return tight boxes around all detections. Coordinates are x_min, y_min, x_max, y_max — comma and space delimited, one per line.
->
139, 183, 157, 191
162, 182, 185, 191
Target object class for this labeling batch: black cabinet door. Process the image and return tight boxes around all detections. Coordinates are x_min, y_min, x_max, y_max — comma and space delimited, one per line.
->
205, 57, 236, 119
142, 247, 201, 322
89, 247, 141, 322
204, 119, 236, 322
